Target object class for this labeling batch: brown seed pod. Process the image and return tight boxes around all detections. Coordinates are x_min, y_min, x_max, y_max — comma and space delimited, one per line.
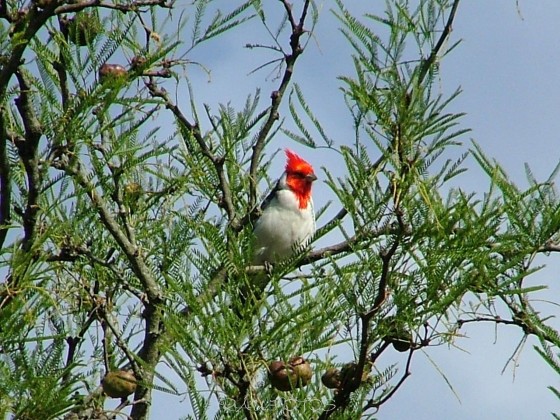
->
382, 316, 413, 352
390, 333, 412, 352
340, 362, 359, 384
268, 361, 297, 392
99, 64, 128, 82
130, 56, 148, 71
101, 370, 137, 399
289, 356, 312, 387
321, 367, 342, 389
338, 361, 372, 385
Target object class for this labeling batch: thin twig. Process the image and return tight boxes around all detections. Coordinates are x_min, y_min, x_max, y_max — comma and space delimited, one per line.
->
63, 310, 98, 383
99, 305, 141, 373
319, 153, 386, 236
538, 240, 560, 253
249, 0, 312, 208
363, 348, 414, 412
417, 0, 461, 84
146, 80, 238, 224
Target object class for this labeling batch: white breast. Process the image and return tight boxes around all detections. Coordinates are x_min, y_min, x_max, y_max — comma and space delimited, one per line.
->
252, 189, 315, 264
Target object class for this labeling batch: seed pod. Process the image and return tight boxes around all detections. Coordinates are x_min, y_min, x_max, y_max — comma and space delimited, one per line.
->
268, 361, 297, 392
321, 367, 342, 389
130, 56, 148, 71
101, 370, 137, 399
390, 332, 412, 352
382, 316, 413, 352
289, 356, 312, 386
99, 64, 128, 82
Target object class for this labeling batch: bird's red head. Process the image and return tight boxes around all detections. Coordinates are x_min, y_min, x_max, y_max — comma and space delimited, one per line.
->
284, 149, 317, 209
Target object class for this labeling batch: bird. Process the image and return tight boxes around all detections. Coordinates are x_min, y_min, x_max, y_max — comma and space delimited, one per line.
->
238, 149, 317, 312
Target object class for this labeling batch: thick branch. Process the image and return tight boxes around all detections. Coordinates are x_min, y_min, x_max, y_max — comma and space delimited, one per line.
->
0, 0, 57, 248
58, 161, 162, 304
0, 110, 11, 249
0, 5, 55, 93
14, 69, 42, 251
318, 213, 403, 419
300, 223, 401, 267
130, 303, 164, 419
53, 0, 173, 14
56, 160, 164, 419
0, 0, 9, 20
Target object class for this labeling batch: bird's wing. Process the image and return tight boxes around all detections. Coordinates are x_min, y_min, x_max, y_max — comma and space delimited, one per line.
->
258, 175, 285, 214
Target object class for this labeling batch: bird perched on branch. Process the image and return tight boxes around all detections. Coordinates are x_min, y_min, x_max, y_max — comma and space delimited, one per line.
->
238, 149, 317, 311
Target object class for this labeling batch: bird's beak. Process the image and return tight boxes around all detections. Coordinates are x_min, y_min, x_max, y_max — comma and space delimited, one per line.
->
306, 173, 318, 182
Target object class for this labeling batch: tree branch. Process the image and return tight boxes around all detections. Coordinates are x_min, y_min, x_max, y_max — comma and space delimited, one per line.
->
59, 160, 162, 302
538, 240, 560, 253
0, 0, 9, 21
418, 0, 461, 84
362, 348, 414, 413
248, 0, 311, 208
130, 303, 164, 419
53, 158, 164, 419
318, 209, 403, 419
145, 80, 237, 225
53, 0, 173, 15
456, 315, 520, 328
99, 304, 141, 372
458, 310, 560, 347
0, 111, 11, 250
14, 68, 42, 251
321, 1, 460, 232
0, 5, 53, 93
365, 211, 404, 318
318, 153, 386, 236
0, 0, 56, 249
63, 310, 98, 383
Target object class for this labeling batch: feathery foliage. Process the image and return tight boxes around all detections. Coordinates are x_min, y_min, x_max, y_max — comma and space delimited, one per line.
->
0, 0, 558, 419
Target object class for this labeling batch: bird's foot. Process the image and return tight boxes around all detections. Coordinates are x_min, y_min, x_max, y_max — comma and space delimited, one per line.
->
264, 261, 274, 276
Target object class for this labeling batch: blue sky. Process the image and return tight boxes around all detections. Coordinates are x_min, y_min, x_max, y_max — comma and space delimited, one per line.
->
137, 1, 560, 418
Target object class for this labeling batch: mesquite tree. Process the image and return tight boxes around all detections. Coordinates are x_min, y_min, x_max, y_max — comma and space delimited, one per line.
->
1, 0, 559, 419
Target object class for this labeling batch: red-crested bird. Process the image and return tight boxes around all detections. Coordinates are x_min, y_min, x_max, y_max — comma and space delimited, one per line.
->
239, 149, 317, 311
